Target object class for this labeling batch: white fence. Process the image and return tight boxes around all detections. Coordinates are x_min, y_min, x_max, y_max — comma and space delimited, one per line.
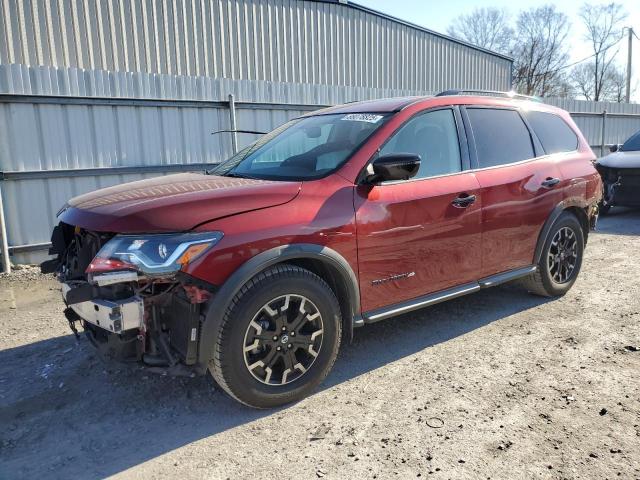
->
546, 97, 640, 157
2, 64, 640, 270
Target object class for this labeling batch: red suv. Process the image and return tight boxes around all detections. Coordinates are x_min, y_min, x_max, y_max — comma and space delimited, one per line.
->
43, 90, 601, 408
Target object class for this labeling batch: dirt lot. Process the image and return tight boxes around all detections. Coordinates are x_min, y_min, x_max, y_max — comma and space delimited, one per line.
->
1, 210, 639, 480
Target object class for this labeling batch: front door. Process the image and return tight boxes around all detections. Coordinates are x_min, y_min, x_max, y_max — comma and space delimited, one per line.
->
355, 108, 482, 313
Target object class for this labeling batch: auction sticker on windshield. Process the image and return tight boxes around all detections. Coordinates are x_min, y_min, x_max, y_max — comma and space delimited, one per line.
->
341, 113, 384, 123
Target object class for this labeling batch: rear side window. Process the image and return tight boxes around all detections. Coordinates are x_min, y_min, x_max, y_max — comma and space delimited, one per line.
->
379, 109, 462, 179
467, 108, 535, 168
527, 111, 578, 154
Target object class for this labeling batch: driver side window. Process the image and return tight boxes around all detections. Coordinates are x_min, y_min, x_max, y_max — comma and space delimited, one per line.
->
380, 109, 462, 179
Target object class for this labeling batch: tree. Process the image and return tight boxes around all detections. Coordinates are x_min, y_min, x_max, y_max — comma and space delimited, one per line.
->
572, 63, 628, 102
512, 5, 571, 97
578, 3, 627, 101
446, 8, 513, 55
572, 63, 597, 100
605, 67, 627, 102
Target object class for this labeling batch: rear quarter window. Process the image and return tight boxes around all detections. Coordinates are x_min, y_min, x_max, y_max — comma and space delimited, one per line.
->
526, 111, 578, 154
466, 108, 535, 168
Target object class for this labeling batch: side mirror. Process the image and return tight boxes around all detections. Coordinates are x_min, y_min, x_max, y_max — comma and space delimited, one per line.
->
365, 153, 421, 183
609, 144, 620, 153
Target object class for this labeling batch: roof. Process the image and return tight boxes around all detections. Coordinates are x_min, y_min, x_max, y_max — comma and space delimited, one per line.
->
307, 94, 568, 117
310, 97, 427, 115
308, 0, 514, 63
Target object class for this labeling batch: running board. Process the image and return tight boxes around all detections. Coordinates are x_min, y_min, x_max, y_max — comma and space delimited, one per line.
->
363, 283, 480, 323
362, 265, 536, 324
478, 265, 537, 288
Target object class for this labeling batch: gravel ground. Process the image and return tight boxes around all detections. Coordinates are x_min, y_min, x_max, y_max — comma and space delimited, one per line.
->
1, 209, 639, 480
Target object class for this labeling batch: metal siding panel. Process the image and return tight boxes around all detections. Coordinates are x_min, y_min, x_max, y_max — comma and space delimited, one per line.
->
0, 104, 12, 170
0, 0, 13, 63
2, 0, 512, 89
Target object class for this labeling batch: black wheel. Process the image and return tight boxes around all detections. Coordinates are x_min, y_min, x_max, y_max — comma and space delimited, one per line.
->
522, 212, 584, 297
209, 264, 342, 408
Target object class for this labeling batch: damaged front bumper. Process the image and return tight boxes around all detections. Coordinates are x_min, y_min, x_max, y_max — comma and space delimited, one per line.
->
62, 283, 144, 334
596, 165, 640, 208
46, 222, 216, 374
61, 276, 210, 372
62, 276, 211, 373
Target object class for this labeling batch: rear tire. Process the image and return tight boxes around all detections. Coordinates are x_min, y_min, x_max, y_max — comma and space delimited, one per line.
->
209, 264, 342, 408
522, 212, 584, 297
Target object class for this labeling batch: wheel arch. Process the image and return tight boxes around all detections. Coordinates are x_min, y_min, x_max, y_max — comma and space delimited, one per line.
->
196, 244, 360, 372
533, 201, 590, 265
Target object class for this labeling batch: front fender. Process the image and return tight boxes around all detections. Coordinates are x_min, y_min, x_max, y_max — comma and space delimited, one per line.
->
195, 244, 360, 372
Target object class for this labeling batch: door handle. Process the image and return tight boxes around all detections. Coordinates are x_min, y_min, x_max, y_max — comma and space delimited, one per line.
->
541, 177, 561, 188
451, 193, 477, 208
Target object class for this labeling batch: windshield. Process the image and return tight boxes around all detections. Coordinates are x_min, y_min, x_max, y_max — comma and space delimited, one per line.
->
209, 113, 388, 180
621, 131, 640, 152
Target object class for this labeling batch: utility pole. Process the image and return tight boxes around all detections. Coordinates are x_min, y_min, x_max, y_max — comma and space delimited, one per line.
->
626, 27, 633, 103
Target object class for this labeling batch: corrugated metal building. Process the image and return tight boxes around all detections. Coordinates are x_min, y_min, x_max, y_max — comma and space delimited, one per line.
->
0, 0, 513, 90
0, 0, 515, 268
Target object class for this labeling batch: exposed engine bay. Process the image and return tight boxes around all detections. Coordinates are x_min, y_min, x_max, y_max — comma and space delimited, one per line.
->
41, 223, 216, 373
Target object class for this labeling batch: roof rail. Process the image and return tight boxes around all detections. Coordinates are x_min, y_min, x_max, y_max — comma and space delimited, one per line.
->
435, 89, 542, 102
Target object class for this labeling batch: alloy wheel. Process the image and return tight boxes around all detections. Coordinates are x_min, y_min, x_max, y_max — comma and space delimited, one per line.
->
243, 294, 324, 386
547, 226, 578, 284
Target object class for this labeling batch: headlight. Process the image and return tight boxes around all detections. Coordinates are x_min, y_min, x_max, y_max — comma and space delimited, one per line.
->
86, 232, 223, 276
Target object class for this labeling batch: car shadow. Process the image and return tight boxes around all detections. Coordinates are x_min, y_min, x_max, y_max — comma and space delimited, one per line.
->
595, 207, 640, 236
0, 283, 553, 479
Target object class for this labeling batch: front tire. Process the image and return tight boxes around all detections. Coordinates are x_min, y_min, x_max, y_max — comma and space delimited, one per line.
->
209, 264, 342, 408
522, 212, 585, 297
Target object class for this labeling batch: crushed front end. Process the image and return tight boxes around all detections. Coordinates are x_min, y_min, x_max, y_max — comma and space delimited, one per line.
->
596, 164, 640, 208
41, 223, 221, 374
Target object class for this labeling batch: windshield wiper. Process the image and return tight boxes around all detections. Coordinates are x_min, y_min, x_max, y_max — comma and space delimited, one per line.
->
211, 129, 267, 136
221, 171, 261, 180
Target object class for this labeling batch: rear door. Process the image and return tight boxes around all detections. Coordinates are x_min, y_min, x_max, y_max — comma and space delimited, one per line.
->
462, 106, 563, 277
355, 107, 482, 313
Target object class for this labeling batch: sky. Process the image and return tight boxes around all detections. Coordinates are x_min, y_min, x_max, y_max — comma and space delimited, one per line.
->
357, 0, 640, 100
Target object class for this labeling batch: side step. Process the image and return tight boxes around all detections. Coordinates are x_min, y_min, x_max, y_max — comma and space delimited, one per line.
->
360, 265, 536, 324
478, 265, 537, 288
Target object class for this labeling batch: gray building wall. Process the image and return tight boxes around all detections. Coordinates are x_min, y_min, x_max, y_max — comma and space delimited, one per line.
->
0, 0, 512, 91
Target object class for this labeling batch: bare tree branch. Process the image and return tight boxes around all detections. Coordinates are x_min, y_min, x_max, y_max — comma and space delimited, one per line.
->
576, 3, 627, 101
446, 7, 513, 55
512, 5, 571, 96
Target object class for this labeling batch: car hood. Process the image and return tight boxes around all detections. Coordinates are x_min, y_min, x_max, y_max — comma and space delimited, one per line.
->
597, 150, 640, 169
59, 173, 301, 233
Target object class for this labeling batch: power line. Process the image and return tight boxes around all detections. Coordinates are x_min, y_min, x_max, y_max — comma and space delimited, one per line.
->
520, 32, 626, 79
